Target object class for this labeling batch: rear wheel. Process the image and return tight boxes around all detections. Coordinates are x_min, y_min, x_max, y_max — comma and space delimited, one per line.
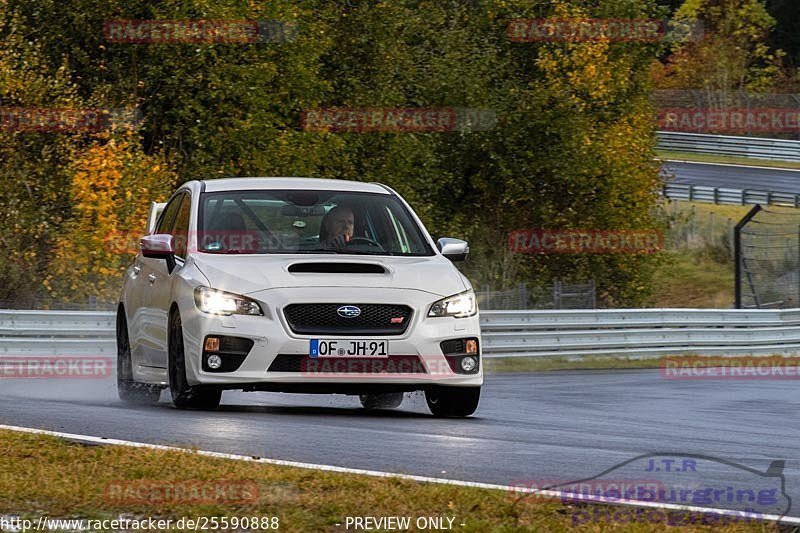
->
425, 386, 480, 417
359, 392, 404, 410
117, 308, 162, 405
168, 310, 222, 410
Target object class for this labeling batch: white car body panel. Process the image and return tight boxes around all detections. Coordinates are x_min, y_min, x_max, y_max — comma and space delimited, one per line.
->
119, 177, 483, 393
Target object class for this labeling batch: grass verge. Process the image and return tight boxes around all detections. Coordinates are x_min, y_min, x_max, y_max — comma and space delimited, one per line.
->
657, 150, 800, 170
483, 355, 665, 373
0, 429, 778, 532
483, 354, 798, 374
650, 250, 734, 308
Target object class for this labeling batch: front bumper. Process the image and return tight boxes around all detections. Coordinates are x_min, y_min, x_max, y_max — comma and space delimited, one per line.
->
180, 287, 483, 390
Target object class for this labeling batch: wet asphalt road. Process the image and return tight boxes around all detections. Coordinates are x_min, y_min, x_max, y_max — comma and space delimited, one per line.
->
1, 369, 798, 518
664, 160, 800, 194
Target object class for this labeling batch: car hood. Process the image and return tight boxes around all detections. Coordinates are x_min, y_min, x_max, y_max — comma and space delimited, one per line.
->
191, 253, 470, 298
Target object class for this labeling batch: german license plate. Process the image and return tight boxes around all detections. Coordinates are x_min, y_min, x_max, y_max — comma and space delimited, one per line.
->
309, 339, 389, 358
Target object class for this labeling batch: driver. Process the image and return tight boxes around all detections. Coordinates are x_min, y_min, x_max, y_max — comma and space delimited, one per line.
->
320, 205, 355, 250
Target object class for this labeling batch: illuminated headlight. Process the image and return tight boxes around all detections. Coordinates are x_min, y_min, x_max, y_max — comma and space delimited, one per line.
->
428, 290, 477, 318
194, 287, 263, 316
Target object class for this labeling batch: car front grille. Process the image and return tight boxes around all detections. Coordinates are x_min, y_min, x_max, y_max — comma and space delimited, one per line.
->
283, 303, 412, 336
268, 354, 426, 374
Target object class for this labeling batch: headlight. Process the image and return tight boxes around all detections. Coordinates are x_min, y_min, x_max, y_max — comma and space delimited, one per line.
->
194, 287, 263, 316
428, 290, 477, 318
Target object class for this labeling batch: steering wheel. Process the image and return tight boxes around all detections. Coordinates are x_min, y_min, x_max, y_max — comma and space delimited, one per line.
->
346, 237, 385, 252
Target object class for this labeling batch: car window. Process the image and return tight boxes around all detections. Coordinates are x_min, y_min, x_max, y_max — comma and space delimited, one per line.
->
155, 194, 183, 235
385, 205, 412, 254
197, 190, 434, 256
171, 194, 191, 259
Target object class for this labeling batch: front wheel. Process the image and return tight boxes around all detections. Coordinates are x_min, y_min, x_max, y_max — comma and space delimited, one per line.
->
117, 308, 162, 405
359, 392, 404, 410
425, 386, 480, 417
168, 311, 222, 410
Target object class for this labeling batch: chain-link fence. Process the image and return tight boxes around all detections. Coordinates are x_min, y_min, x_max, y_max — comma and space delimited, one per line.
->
476, 280, 596, 310
736, 205, 800, 309
654, 89, 800, 140
664, 201, 736, 259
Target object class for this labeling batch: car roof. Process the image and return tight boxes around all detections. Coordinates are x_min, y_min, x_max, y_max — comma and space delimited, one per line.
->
200, 177, 390, 194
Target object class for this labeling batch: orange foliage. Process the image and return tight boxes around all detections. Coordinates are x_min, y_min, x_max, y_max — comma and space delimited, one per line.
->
44, 135, 174, 302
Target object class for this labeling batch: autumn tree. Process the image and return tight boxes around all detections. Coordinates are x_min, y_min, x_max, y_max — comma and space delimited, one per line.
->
0, 9, 82, 304
4, 0, 667, 306
44, 132, 174, 303
659, 0, 785, 99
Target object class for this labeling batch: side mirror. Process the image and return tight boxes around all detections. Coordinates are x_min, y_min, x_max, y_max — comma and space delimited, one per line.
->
141, 234, 176, 273
437, 237, 469, 262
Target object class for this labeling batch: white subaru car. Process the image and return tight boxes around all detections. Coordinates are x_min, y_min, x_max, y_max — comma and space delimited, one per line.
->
117, 178, 482, 417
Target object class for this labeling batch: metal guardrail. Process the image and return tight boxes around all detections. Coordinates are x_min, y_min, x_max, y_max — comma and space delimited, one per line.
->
662, 183, 800, 207
481, 308, 800, 358
3, 308, 800, 359
657, 131, 800, 162
0, 310, 115, 356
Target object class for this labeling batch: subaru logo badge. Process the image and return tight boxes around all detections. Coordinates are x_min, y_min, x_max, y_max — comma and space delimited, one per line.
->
337, 305, 361, 318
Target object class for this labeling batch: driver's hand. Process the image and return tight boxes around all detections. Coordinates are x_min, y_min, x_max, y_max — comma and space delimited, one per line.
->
327, 234, 350, 250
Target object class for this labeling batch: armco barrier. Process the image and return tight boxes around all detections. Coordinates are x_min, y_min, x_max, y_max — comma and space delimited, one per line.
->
3, 308, 800, 359
657, 131, 800, 162
661, 183, 800, 207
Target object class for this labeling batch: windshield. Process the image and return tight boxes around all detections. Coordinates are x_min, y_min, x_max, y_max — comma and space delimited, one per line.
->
197, 189, 435, 256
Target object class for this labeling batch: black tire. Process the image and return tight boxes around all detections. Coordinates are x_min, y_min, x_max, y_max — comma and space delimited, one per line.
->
359, 392, 404, 410
425, 386, 480, 417
168, 310, 222, 410
117, 308, 162, 405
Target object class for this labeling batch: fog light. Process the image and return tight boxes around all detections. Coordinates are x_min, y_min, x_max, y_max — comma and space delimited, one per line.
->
205, 337, 220, 352
461, 356, 477, 372
207, 354, 223, 370
465, 339, 478, 354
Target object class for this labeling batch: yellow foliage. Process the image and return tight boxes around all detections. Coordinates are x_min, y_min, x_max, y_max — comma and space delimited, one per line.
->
44, 134, 175, 303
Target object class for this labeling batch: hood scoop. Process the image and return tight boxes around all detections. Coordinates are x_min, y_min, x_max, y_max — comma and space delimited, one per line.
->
288, 262, 386, 274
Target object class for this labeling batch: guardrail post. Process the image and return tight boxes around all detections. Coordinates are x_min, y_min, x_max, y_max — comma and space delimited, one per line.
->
518, 283, 527, 310
735, 205, 762, 308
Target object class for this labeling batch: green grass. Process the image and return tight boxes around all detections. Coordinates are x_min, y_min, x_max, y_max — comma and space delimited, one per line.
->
658, 150, 800, 170
650, 250, 734, 308
485, 354, 800, 374
0, 429, 778, 532
484, 355, 665, 373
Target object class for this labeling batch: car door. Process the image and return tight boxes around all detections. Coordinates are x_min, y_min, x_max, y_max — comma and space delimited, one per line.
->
148, 191, 192, 368
133, 193, 183, 368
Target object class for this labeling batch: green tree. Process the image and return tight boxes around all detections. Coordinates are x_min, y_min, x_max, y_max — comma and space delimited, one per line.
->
1, 0, 667, 307
659, 0, 785, 95
0, 9, 83, 304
